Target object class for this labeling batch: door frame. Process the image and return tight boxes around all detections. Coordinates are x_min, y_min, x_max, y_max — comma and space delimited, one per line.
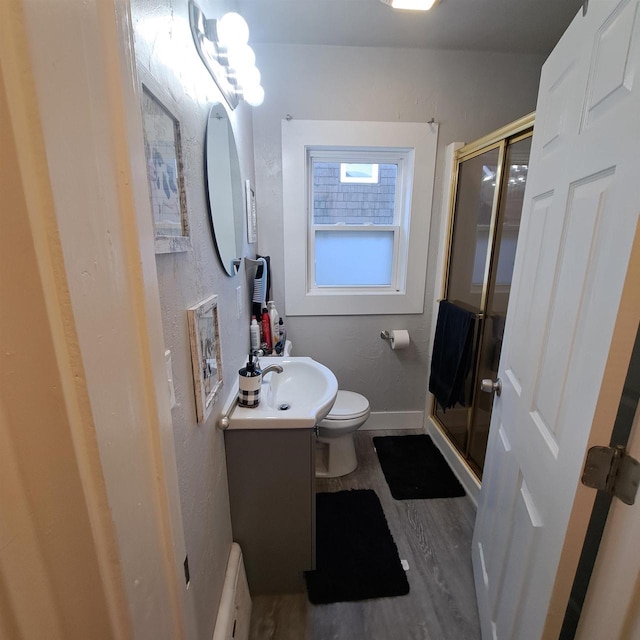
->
542, 221, 640, 639
1, 0, 196, 637
561, 322, 640, 638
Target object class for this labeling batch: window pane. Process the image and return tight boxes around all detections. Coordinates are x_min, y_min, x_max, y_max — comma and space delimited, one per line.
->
312, 161, 397, 225
340, 163, 379, 183
315, 230, 394, 286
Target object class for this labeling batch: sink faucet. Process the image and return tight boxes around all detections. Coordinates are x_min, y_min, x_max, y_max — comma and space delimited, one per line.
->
261, 364, 283, 376
250, 350, 284, 377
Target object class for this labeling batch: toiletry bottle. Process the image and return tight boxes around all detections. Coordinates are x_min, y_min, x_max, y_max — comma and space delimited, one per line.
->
274, 317, 287, 355
261, 307, 272, 353
238, 353, 262, 407
250, 316, 260, 352
267, 301, 279, 349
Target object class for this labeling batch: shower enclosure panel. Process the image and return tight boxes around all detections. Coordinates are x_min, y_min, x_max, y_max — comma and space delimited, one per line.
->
433, 116, 533, 478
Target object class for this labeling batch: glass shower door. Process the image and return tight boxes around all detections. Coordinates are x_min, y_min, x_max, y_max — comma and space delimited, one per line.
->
433, 120, 533, 479
468, 136, 531, 472
433, 145, 501, 456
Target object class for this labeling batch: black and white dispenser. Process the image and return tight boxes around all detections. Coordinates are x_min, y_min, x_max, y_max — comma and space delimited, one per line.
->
238, 353, 262, 408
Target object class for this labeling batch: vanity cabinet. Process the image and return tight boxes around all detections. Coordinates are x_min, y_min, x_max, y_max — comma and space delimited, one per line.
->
224, 426, 316, 594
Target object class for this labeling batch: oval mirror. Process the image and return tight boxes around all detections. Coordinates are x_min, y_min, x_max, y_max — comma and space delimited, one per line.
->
205, 106, 244, 276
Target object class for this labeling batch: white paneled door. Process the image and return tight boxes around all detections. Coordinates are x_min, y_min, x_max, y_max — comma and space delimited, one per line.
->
472, 1, 640, 639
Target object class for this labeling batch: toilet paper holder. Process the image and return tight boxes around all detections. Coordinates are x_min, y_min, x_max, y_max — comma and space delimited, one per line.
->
380, 330, 411, 350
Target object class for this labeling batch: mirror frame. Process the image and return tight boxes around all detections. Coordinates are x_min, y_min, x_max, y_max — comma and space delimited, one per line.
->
205, 106, 244, 276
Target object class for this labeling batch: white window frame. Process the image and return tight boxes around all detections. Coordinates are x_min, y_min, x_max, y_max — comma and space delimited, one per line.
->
282, 120, 438, 315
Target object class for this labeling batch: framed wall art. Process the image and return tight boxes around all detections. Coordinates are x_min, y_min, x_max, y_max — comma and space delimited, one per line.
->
139, 69, 191, 253
187, 294, 222, 423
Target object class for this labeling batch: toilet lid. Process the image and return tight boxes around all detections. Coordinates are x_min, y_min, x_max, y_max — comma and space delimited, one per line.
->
325, 390, 370, 420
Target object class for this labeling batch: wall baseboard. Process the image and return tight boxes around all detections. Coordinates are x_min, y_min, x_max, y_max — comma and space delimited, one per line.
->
426, 417, 481, 507
212, 543, 252, 640
361, 410, 424, 431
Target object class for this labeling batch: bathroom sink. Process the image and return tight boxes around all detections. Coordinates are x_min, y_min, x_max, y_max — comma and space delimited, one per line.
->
228, 356, 338, 429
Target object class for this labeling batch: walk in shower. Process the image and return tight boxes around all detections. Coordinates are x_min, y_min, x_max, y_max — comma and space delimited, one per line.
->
432, 115, 534, 478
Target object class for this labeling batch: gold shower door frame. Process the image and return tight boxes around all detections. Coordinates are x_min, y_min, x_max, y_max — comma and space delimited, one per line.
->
432, 113, 535, 480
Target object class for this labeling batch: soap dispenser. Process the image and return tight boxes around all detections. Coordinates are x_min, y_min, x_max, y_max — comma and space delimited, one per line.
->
238, 353, 262, 408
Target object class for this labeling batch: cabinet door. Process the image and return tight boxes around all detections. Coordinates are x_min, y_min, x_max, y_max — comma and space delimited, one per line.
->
225, 428, 315, 594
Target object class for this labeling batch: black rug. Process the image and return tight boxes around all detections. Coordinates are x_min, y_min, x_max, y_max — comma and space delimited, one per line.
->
373, 435, 466, 500
304, 489, 410, 604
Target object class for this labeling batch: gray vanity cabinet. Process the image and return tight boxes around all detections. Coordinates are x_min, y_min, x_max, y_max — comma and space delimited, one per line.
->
224, 426, 316, 595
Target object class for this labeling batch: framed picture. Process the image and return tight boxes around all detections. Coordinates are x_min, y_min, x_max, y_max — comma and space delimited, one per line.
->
139, 69, 191, 254
187, 295, 222, 423
245, 179, 257, 244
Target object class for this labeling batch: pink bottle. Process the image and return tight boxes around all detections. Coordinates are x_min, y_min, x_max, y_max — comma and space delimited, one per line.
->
261, 308, 272, 353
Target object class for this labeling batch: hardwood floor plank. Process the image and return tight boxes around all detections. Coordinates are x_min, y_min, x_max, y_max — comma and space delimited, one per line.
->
249, 429, 481, 640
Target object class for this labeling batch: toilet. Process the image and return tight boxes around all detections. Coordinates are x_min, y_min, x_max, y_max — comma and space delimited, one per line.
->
315, 390, 370, 478
282, 340, 370, 478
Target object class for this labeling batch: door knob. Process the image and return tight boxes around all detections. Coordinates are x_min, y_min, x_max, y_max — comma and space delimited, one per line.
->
481, 378, 502, 396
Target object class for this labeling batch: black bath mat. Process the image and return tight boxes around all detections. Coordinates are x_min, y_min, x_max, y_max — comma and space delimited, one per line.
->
304, 489, 409, 604
373, 435, 466, 500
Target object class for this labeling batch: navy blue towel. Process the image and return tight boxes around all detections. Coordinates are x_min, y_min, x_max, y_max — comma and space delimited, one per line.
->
429, 300, 476, 412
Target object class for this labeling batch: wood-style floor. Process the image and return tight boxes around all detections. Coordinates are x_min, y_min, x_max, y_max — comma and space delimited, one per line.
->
249, 429, 481, 640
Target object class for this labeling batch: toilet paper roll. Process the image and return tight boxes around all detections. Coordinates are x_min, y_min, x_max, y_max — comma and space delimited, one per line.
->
390, 330, 410, 350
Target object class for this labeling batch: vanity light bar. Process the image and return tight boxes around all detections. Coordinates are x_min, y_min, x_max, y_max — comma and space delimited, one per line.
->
189, 1, 264, 108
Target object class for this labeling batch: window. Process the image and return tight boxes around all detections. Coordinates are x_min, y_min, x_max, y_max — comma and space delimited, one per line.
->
282, 120, 438, 315
310, 153, 408, 290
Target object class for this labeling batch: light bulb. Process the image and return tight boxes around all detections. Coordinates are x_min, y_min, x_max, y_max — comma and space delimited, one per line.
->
390, 0, 437, 9
216, 12, 249, 47
243, 84, 265, 107
235, 65, 261, 90
226, 43, 256, 70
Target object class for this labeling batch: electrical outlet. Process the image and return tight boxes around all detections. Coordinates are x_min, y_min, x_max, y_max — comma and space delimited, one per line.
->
236, 285, 242, 319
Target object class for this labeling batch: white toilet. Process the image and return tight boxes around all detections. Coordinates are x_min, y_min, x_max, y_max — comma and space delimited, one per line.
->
315, 390, 371, 478
281, 340, 370, 478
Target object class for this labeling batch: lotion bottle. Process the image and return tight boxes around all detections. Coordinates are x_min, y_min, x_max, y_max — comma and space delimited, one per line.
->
250, 316, 260, 352
267, 301, 279, 350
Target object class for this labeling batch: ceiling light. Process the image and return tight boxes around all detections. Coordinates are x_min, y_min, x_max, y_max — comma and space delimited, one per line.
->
380, 0, 438, 10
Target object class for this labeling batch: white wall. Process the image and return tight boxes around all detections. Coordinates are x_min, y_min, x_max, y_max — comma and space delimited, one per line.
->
131, 1, 257, 638
252, 44, 545, 413
10, 0, 203, 637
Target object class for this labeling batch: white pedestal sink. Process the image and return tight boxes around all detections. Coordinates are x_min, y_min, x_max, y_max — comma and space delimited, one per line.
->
227, 356, 338, 429
222, 355, 338, 593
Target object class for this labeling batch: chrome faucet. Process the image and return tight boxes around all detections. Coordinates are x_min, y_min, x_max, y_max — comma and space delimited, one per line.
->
261, 364, 283, 376
250, 350, 284, 377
